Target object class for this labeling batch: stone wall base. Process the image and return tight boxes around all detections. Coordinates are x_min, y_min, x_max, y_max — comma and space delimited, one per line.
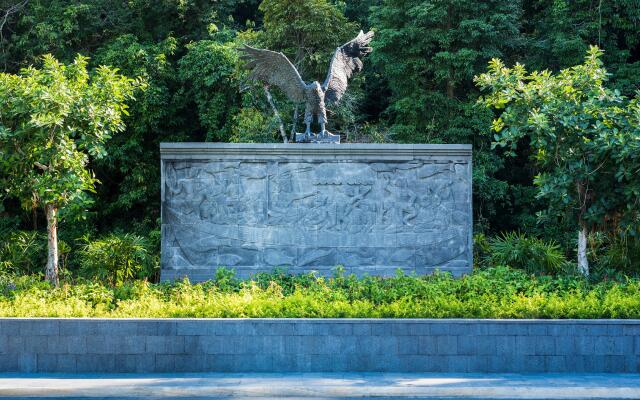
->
2, 319, 639, 373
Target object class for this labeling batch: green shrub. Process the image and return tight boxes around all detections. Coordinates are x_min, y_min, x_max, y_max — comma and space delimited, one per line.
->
0, 266, 638, 318
486, 232, 574, 275
0, 231, 46, 275
589, 232, 640, 278
0, 230, 71, 277
78, 233, 154, 286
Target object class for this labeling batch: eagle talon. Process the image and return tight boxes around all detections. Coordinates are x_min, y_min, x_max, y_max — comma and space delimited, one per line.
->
295, 131, 317, 143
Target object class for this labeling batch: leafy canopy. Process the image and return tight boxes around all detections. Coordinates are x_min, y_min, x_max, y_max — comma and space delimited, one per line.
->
259, 0, 358, 79
0, 55, 143, 214
476, 46, 640, 234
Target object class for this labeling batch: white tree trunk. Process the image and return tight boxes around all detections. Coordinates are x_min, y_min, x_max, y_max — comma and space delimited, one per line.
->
577, 224, 589, 276
45, 203, 59, 287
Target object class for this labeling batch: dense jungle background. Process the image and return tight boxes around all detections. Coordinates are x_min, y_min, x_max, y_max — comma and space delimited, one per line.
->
1, 0, 639, 283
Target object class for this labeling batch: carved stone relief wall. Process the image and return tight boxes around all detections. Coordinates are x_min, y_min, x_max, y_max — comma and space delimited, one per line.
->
160, 144, 472, 281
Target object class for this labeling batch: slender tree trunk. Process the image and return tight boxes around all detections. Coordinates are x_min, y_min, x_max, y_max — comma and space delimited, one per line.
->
576, 180, 589, 275
263, 86, 288, 143
577, 223, 589, 276
446, 79, 454, 99
291, 105, 299, 142
45, 203, 59, 287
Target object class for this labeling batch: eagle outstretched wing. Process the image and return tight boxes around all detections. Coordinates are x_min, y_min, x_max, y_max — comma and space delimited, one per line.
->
323, 30, 374, 104
238, 45, 306, 103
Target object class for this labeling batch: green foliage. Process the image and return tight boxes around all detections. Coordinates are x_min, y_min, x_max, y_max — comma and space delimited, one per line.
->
89, 35, 178, 226
231, 108, 280, 143
371, 0, 523, 142
0, 231, 46, 275
0, 230, 72, 276
0, 54, 143, 214
78, 233, 155, 286
0, 267, 639, 318
0, 0, 255, 70
522, 0, 640, 95
484, 232, 573, 275
589, 232, 640, 278
259, 0, 358, 79
476, 47, 640, 236
178, 40, 241, 142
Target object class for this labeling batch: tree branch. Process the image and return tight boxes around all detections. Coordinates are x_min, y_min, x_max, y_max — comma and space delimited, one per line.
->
0, 0, 29, 69
290, 104, 299, 141
0, 0, 28, 36
34, 161, 49, 171
263, 85, 288, 143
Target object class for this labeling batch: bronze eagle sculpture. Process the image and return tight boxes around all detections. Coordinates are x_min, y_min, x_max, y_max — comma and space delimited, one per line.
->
239, 30, 374, 143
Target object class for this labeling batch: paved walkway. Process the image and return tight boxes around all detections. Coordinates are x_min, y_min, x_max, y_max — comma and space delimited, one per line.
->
0, 373, 638, 399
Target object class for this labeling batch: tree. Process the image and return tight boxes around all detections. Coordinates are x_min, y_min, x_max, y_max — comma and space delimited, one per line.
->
476, 46, 640, 274
521, 0, 640, 95
178, 40, 241, 142
259, 0, 357, 79
0, 55, 142, 285
91, 34, 178, 231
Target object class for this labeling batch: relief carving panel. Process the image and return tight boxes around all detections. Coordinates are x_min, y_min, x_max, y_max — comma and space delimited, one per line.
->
161, 144, 472, 281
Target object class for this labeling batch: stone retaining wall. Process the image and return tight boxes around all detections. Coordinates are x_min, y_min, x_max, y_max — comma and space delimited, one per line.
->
2, 319, 639, 373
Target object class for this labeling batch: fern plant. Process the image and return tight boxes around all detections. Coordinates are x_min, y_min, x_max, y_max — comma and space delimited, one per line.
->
487, 232, 572, 275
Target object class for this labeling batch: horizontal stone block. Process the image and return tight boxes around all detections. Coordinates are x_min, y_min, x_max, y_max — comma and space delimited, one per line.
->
59, 321, 109, 336
0, 320, 21, 336
146, 335, 185, 354
494, 335, 516, 355
352, 323, 371, 336
20, 320, 59, 336
75, 354, 116, 373
18, 353, 36, 373
294, 323, 328, 336
0, 355, 19, 372
23, 336, 49, 353
436, 336, 458, 355
370, 323, 392, 336
398, 336, 418, 355
391, 323, 412, 336
545, 355, 569, 372
515, 336, 538, 356
593, 336, 632, 356
487, 323, 528, 336
533, 337, 555, 355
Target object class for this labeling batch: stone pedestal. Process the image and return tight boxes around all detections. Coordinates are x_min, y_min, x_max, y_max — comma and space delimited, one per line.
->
160, 143, 472, 282
295, 132, 340, 143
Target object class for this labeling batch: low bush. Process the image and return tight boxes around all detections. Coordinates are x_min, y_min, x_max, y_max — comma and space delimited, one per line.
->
484, 232, 575, 275
77, 233, 155, 286
0, 231, 70, 276
589, 232, 640, 278
0, 266, 638, 318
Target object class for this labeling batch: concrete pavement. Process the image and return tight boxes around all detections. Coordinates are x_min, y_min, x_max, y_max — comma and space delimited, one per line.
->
0, 372, 638, 399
